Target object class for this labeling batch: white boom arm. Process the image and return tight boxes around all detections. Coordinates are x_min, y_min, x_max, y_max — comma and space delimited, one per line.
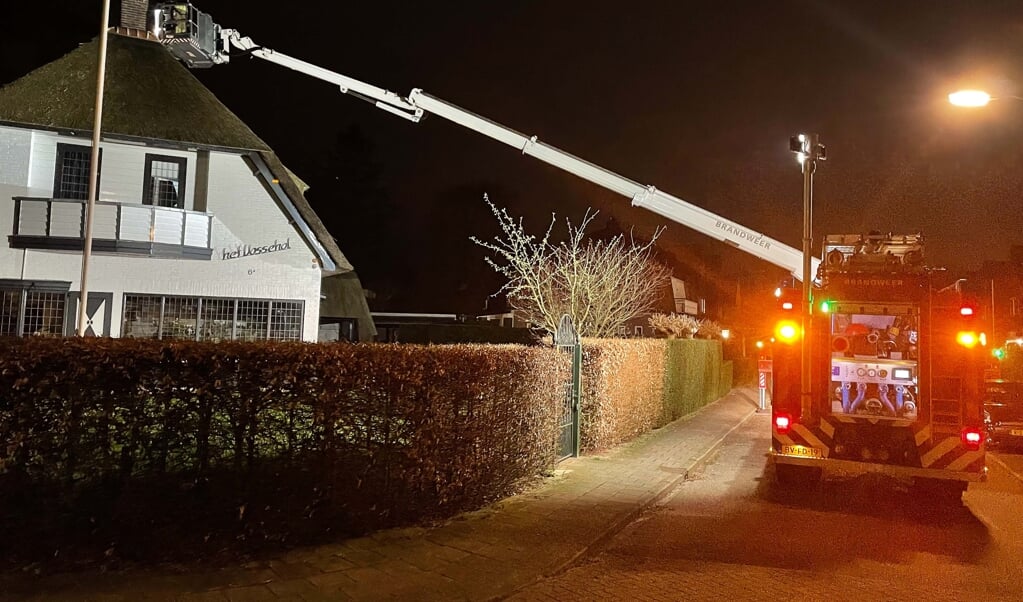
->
406, 90, 816, 282
161, 9, 819, 281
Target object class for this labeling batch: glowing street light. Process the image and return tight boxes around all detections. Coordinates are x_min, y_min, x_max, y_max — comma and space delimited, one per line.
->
948, 89, 1023, 108
948, 88, 1022, 344
948, 89, 992, 107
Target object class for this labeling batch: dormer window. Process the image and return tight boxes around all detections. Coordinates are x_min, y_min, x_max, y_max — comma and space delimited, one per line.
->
54, 143, 101, 200
143, 154, 187, 208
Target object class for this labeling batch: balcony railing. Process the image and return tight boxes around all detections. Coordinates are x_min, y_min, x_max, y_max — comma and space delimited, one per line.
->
10, 197, 213, 259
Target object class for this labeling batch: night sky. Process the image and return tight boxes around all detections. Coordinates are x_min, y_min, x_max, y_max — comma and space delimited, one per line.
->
3, 1, 1023, 312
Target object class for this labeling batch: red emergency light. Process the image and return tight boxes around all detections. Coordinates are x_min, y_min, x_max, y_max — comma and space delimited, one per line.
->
960, 305, 975, 317
774, 413, 792, 435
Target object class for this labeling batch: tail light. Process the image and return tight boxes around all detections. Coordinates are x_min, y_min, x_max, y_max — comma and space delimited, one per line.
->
961, 427, 984, 451
774, 413, 792, 435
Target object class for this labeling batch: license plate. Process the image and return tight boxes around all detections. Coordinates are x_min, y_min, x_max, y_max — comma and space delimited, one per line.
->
781, 445, 822, 459
1011, 429, 1023, 437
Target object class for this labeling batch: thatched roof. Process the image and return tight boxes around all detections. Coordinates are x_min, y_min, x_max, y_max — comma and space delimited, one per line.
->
0, 34, 352, 272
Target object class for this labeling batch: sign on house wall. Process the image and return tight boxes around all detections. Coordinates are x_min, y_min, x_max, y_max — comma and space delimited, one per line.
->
220, 238, 291, 260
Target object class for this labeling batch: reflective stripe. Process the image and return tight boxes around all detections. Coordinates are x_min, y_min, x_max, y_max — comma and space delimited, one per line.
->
820, 419, 836, 439
792, 423, 829, 456
920, 437, 959, 467
914, 424, 931, 446
946, 450, 984, 472
774, 433, 795, 447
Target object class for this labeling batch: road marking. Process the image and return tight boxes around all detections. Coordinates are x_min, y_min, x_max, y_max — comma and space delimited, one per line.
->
988, 454, 1023, 485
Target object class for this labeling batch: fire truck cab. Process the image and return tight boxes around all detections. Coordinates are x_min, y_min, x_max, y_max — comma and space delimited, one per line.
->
771, 233, 987, 494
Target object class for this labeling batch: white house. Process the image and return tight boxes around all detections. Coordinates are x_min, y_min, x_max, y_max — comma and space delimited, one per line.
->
0, 7, 374, 342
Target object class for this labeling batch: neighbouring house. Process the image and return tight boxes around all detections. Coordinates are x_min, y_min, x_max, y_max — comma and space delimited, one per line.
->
585, 217, 713, 338
0, 3, 374, 342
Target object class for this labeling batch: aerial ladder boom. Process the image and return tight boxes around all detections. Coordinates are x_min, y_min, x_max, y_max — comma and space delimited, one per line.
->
153, 2, 819, 281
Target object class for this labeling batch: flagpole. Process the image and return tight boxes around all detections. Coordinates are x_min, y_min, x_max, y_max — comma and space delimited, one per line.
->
77, 0, 111, 336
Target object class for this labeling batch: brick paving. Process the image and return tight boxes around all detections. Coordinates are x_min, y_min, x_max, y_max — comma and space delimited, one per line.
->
3, 388, 760, 602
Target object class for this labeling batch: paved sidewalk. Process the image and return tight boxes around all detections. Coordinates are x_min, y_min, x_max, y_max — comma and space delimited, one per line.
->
5, 388, 761, 602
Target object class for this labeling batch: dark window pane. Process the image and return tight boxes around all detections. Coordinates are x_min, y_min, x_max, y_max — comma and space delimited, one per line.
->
23, 292, 65, 336
145, 157, 186, 208
57, 148, 92, 200
0, 291, 20, 336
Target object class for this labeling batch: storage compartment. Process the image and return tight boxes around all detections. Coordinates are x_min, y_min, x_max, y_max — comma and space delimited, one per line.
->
826, 306, 919, 422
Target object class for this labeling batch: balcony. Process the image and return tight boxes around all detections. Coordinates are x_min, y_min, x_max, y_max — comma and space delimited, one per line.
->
10, 197, 213, 259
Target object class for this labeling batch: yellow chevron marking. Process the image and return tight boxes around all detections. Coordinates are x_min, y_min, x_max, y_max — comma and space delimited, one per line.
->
820, 419, 835, 438
915, 425, 931, 446
775, 433, 795, 447
868, 418, 879, 425
946, 451, 983, 472
921, 437, 960, 467
792, 424, 829, 456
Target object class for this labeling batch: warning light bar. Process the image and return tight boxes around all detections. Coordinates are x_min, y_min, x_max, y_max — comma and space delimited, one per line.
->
774, 320, 800, 344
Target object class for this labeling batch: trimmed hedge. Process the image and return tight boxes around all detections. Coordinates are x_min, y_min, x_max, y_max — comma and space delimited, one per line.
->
0, 338, 565, 567
580, 338, 730, 453
380, 323, 540, 345
720, 361, 734, 398
580, 339, 666, 451
0, 335, 732, 569
731, 356, 757, 385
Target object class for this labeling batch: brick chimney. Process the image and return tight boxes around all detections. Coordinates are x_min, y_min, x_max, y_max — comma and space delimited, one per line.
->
114, 0, 156, 39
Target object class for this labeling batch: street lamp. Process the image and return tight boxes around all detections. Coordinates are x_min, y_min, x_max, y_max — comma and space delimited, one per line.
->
789, 133, 826, 422
948, 89, 1023, 107
947, 90, 1021, 345
948, 89, 991, 107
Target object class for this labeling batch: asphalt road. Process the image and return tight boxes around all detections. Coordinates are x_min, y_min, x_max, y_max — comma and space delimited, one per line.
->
510, 413, 1023, 601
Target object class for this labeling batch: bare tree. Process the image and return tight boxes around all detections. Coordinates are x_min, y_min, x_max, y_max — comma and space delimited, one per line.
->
472, 196, 671, 338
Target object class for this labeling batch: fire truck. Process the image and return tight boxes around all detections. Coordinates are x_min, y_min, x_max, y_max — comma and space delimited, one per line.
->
150, 5, 986, 492
771, 233, 987, 494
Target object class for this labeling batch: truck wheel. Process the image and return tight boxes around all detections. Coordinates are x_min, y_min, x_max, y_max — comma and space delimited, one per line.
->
775, 463, 822, 487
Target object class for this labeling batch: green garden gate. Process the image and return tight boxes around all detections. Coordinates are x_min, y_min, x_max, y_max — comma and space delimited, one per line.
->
554, 314, 581, 461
